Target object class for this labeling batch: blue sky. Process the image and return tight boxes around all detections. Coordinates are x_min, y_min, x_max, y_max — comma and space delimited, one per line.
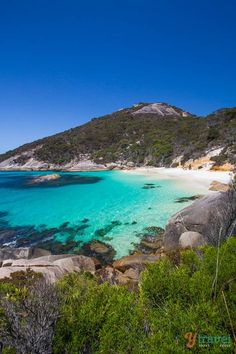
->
0, 0, 235, 152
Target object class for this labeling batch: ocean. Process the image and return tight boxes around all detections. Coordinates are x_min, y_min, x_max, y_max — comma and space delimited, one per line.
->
0, 170, 200, 258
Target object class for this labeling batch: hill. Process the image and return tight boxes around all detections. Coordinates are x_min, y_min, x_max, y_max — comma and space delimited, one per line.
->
0, 103, 235, 170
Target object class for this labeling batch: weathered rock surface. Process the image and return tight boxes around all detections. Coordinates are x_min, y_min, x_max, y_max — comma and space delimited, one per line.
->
89, 241, 110, 254
179, 231, 206, 249
79, 241, 116, 265
0, 254, 96, 283
163, 190, 236, 251
209, 180, 230, 192
96, 265, 140, 286
113, 254, 160, 271
132, 103, 190, 117
96, 266, 123, 285
0, 152, 107, 171
0, 247, 51, 264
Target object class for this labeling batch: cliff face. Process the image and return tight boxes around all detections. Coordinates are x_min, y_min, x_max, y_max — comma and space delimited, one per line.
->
0, 103, 235, 171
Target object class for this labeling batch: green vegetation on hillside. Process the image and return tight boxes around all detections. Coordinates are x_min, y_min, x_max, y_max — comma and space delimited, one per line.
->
0, 237, 235, 353
0, 106, 235, 167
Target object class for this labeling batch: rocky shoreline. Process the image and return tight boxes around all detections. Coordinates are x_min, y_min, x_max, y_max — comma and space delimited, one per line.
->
0, 188, 235, 286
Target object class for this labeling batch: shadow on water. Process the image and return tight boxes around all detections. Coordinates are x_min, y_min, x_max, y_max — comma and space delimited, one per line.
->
0, 174, 103, 189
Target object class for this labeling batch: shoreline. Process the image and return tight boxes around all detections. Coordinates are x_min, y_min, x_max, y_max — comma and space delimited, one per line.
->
0, 165, 233, 194
121, 167, 233, 194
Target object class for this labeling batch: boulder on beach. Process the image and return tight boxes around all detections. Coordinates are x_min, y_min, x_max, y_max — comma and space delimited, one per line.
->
163, 189, 236, 251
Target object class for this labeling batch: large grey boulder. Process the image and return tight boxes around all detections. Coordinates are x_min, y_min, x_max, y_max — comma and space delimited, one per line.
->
0, 247, 51, 264
0, 254, 96, 283
179, 231, 206, 249
163, 190, 236, 251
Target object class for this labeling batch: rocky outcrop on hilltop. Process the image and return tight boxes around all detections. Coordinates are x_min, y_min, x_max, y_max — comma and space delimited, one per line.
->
131, 102, 191, 117
163, 189, 236, 251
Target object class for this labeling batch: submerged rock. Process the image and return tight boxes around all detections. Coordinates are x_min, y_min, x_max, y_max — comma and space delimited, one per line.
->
143, 226, 164, 236
142, 183, 161, 189
133, 226, 164, 254
38, 239, 81, 254
174, 195, 202, 203
29, 174, 61, 184
2, 174, 103, 189
0, 215, 90, 251
79, 241, 116, 265
142, 185, 155, 189
94, 220, 121, 237
89, 241, 110, 254
81, 218, 89, 223
137, 238, 162, 254
0, 211, 8, 218
163, 190, 236, 251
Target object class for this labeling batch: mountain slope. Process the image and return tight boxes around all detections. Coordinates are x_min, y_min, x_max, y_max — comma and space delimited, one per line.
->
0, 103, 235, 170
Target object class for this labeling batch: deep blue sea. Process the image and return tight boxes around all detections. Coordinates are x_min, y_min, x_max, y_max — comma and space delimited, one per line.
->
0, 170, 199, 258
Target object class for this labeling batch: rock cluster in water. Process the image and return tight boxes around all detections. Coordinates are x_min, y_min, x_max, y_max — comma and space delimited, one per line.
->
0, 212, 90, 253
174, 195, 202, 203
1, 173, 103, 189
28, 173, 61, 184
142, 183, 161, 189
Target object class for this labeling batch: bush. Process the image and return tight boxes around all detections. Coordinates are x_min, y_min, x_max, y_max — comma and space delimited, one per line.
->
140, 238, 236, 353
0, 238, 235, 353
0, 278, 60, 354
53, 273, 147, 353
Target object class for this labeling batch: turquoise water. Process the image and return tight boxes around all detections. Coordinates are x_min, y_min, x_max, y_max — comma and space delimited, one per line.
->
0, 170, 198, 258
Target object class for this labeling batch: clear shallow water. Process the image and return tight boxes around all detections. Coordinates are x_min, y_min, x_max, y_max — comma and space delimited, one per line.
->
0, 170, 199, 258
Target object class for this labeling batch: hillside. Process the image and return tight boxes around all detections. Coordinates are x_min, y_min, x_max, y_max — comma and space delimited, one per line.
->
0, 103, 235, 170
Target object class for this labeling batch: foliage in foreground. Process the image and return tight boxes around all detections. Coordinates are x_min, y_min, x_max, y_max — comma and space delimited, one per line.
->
0, 237, 235, 353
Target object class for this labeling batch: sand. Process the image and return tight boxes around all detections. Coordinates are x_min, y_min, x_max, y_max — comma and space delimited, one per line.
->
122, 167, 233, 194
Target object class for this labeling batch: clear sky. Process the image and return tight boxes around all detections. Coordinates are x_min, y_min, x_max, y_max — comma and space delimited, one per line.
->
0, 0, 235, 153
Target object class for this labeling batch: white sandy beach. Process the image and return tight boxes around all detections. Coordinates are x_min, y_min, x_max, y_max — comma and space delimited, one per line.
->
122, 167, 233, 194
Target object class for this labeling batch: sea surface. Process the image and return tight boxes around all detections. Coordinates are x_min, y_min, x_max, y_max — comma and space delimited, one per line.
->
0, 170, 201, 258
